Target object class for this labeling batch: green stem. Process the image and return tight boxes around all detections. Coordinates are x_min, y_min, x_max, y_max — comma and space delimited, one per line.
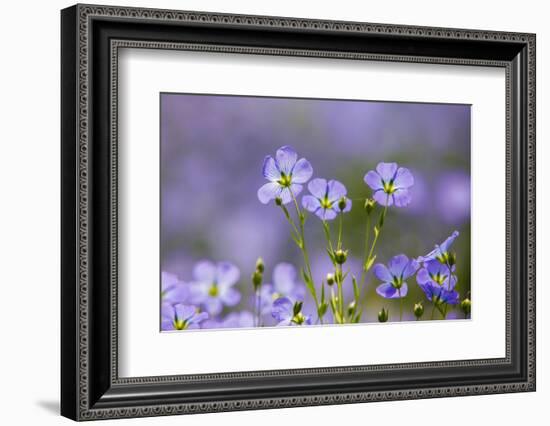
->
337, 212, 343, 250
337, 265, 344, 322
289, 190, 323, 324
430, 303, 436, 320
366, 204, 388, 266
360, 214, 371, 288
399, 289, 403, 321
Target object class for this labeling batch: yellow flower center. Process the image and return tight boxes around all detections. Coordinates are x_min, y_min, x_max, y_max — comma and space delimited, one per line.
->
174, 319, 188, 330
430, 272, 447, 286
383, 180, 396, 194
208, 285, 219, 297
320, 196, 333, 209
277, 173, 292, 188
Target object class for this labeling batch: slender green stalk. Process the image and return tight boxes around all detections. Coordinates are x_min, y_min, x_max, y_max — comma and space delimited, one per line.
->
430, 303, 436, 320
398, 289, 403, 321
289, 191, 323, 324
359, 214, 371, 287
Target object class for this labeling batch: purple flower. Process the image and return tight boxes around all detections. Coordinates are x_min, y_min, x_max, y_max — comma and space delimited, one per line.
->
272, 297, 312, 326
161, 271, 189, 305
189, 260, 241, 316
417, 281, 460, 305
257, 145, 313, 205
221, 311, 255, 328
302, 178, 352, 221
417, 231, 459, 263
161, 303, 209, 330
417, 260, 457, 291
364, 162, 414, 207
257, 263, 305, 316
373, 254, 419, 299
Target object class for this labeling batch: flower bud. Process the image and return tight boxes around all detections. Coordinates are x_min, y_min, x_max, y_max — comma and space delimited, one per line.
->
334, 249, 348, 265
293, 301, 303, 316
347, 301, 356, 317
338, 197, 347, 211
413, 302, 424, 319
255, 257, 265, 273
460, 298, 471, 316
252, 270, 262, 290
275, 197, 282, 206
364, 198, 376, 215
448, 252, 457, 267
326, 273, 335, 286
378, 307, 389, 323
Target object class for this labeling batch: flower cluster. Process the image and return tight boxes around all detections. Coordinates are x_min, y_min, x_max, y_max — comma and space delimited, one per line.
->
162, 145, 470, 331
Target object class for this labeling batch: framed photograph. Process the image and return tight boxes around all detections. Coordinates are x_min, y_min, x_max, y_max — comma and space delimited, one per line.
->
61, 4, 536, 421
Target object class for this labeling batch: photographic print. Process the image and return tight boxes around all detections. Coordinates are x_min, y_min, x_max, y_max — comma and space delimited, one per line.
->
160, 93, 472, 331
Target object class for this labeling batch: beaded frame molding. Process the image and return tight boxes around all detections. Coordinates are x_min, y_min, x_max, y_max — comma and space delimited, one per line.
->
61, 4, 536, 421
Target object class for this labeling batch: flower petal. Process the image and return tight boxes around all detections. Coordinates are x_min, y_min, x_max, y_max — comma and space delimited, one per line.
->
393, 167, 414, 188
279, 184, 303, 204
203, 297, 223, 316
273, 263, 297, 295
162, 282, 190, 304
307, 178, 328, 198
416, 267, 431, 285
376, 162, 398, 181
339, 198, 352, 213
216, 261, 240, 288
402, 259, 419, 279
373, 190, 393, 206
291, 158, 313, 183
327, 180, 347, 202
364, 170, 383, 190
161, 271, 179, 293
272, 297, 293, 322
220, 287, 241, 306
442, 289, 460, 305
373, 263, 393, 283
276, 145, 298, 174
257, 182, 281, 204
190, 311, 209, 324
439, 230, 460, 253
161, 302, 175, 322
262, 156, 280, 181
392, 188, 412, 207
387, 254, 410, 277
174, 304, 196, 322
317, 208, 337, 221
302, 195, 321, 213
376, 282, 399, 299
192, 260, 216, 282
398, 283, 408, 297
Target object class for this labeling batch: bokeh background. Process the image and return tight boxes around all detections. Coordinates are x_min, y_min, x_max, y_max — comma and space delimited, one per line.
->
160, 93, 471, 325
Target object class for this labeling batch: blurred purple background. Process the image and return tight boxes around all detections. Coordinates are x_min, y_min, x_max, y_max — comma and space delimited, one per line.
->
161, 93, 471, 324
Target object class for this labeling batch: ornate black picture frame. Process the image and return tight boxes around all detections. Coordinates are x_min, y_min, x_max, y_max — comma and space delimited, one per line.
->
61, 4, 536, 421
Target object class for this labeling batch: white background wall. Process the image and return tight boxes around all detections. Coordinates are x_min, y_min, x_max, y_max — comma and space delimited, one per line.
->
0, 0, 546, 424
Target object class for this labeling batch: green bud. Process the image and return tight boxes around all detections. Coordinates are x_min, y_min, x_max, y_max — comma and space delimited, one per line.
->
448, 252, 457, 267
334, 249, 348, 265
364, 198, 376, 215
338, 196, 347, 211
275, 197, 282, 206
460, 298, 471, 316
326, 273, 335, 286
347, 301, 356, 317
413, 302, 424, 319
252, 270, 262, 290
255, 257, 265, 273
293, 301, 303, 316
378, 307, 389, 323
318, 302, 328, 317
